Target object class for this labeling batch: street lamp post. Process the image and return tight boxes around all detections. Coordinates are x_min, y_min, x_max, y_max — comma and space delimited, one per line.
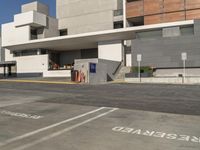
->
137, 54, 142, 83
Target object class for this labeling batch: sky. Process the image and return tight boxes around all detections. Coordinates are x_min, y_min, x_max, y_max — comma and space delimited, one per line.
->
0, 0, 56, 25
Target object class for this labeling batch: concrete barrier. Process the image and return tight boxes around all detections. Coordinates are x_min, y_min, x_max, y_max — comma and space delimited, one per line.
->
125, 77, 200, 85
43, 70, 71, 77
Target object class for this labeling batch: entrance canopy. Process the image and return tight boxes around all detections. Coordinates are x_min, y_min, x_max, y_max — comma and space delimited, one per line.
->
0, 61, 16, 66
3, 20, 194, 51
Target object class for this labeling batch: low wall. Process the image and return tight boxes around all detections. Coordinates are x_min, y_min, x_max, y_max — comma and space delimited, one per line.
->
43, 70, 71, 77
74, 58, 120, 84
125, 77, 200, 84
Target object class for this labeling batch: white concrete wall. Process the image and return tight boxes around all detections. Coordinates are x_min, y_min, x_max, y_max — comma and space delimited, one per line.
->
0, 67, 3, 74
2, 11, 58, 46
4, 49, 14, 61
126, 54, 132, 67
57, 0, 118, 34
98, 40, 122, 62
14, 11, 47, 27
155, 68, 200, 77
125, 77, 200, 85
57, 0, 118, 19
43, 70, 71, 77
0, 34, 3, 62
43, 17, 59, 38
2, 23, 30, 46
13, 55, 48, 74
22, 1, 49, 16
59, 11, 114, 35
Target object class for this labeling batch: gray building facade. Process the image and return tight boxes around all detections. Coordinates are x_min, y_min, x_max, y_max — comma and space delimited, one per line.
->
132, 20, 200, 77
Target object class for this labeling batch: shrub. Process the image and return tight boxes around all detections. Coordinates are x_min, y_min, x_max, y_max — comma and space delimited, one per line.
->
131, 66, 153, 74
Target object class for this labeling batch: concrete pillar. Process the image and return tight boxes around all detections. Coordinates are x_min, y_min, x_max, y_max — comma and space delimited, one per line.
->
194, 20, 200, 36
37, 49, 41, 55
123, 0, 127, 28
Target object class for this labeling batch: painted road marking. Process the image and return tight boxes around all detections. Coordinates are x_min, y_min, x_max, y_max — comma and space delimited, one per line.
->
112, 126, 200, 144
0, 107, 106, 147
1, 110, 43, 120
12, 108, 118, 150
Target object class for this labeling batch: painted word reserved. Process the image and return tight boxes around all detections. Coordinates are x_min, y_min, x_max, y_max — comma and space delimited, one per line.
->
112, 126, 200, 143
1, 110, 43, 120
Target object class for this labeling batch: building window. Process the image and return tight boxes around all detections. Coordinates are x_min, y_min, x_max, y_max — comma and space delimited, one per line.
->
31, 28, 38, 40
114, 21, 123, 29
59, 29, 68, 36
127, 0, 140, 2
13, 49, 47, 57
114, 9, 123, 16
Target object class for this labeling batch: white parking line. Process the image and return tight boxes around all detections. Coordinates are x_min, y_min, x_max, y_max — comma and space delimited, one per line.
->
0, 107, 106, 147
13, 108, 118, 150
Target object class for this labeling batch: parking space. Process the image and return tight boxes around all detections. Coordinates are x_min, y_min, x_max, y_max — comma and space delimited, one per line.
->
37, 109, 200, 150
0, 82, 200, 150
0, 103, 199, 150
0, 102, 102, 141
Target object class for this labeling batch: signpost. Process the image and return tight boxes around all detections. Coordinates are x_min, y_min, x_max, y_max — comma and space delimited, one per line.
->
181, 52, 187, 83
137, 54, 142, 83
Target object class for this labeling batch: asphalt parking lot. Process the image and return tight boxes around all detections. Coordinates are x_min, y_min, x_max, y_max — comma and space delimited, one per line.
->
0, 82, 200, 150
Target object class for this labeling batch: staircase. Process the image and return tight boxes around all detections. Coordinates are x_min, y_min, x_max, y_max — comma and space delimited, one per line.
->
115, 66, 131, 81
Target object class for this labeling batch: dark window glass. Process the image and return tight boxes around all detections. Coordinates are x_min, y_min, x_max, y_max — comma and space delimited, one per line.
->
114, 21, 123, 29
60, 29, 68, 36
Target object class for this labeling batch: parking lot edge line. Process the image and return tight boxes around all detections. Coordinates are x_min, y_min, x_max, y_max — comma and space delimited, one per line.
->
0, 107, 106, 147
13, 108, 119, 150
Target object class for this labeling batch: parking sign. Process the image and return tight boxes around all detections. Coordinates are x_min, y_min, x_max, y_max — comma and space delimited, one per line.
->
137, 54, 142, 62
182, 52, 187, 61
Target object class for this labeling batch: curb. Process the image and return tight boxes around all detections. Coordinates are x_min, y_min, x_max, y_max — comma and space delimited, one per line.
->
0, 79, 77, 85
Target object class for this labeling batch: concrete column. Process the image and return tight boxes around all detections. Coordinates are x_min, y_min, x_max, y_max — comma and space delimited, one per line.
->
37, 49, 41, 55
123, 0, 127, 28
194, 20, 200, 36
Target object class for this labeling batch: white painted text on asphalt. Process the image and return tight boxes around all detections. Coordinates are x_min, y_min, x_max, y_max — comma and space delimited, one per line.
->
112, 126, 200, 143
1, 110, 43, 120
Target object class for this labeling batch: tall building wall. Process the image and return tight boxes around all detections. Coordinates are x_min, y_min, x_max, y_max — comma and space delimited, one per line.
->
132, 21, 200, 69
126, 0, 200, 26
56, 0, 123, 35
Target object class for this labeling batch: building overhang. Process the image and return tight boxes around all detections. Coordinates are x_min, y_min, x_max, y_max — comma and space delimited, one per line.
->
14, 11, 47, 28
3, 20, 194, 51
0, 61, 16, 67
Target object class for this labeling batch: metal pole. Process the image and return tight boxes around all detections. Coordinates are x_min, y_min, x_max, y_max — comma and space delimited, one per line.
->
183, 59, 186, 83
138, 61, 141, 83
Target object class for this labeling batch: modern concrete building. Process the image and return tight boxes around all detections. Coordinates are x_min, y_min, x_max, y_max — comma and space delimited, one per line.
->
0, 30, 2, 62
1, 0, 200, 82
57, 0, 124, 35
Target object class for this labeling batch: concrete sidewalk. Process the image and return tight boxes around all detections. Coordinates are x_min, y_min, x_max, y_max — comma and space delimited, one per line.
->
0, 77, 77, 85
